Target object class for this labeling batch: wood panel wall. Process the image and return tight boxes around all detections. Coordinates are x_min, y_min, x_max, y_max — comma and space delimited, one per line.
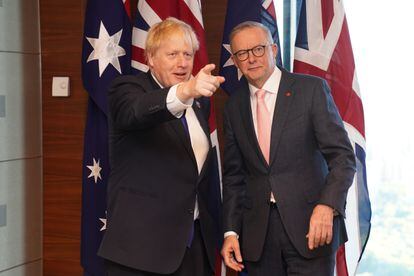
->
40, 0, 229, 275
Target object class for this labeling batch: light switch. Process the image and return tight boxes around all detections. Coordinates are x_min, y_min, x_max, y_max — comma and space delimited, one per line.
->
52, 76, 70, 97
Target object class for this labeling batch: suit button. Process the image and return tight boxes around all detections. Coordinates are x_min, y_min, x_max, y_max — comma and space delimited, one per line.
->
188, 209, 194, 214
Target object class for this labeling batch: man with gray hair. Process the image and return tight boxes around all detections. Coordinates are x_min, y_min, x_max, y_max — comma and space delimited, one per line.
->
221, 21, 355, 275
99, 17, 224, 276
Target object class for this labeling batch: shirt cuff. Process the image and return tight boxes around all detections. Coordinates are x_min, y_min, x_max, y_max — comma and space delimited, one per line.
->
224, 231, 239, 239
166, 84, 193, 118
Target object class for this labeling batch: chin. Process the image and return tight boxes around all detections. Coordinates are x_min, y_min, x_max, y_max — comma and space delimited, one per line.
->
174, 77, 188, 83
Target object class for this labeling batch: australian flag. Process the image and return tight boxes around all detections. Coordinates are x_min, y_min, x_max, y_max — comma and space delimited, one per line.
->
81, 0, 131, 275
219, 0, 282, 95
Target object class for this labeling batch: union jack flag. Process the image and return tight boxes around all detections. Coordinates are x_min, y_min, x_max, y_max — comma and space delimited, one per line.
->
294, 1, 371, 275
131, 1, 225, 275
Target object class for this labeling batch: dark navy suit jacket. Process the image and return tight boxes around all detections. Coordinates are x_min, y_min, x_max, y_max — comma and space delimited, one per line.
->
98, 73, 218, 274
222, 68, 356, 261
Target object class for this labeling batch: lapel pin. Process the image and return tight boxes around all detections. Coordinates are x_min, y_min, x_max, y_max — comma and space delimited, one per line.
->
285, 91, 292, 97
195, 100, 201, 108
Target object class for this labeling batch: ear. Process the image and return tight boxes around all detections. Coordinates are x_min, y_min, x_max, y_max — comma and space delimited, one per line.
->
271, 44, 278, 59
147, 53, 155, 68
231, 55, 240, 69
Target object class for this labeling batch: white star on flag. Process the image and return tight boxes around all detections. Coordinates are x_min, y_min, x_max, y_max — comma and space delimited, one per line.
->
86, 21, 126, 77
86, 158, 102, 183
99, 216, 107, 231
222, 43, 243, 80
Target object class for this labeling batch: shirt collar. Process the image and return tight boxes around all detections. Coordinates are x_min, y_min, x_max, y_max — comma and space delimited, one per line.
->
150, 72, 164, 88
248, 66, 281, 97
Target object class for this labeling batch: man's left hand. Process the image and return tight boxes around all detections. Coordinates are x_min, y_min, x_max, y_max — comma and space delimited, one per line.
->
306, 204, 334, 250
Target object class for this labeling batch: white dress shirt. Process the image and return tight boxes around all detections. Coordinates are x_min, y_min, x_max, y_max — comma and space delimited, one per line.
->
152, 73, 209, 220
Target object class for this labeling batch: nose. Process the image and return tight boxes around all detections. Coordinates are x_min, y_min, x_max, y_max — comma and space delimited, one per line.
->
177, 54, 188, 68
247, 50, 256, 63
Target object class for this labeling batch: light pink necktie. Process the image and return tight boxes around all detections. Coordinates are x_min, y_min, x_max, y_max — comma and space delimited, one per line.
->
256, 89, 275, 202
256, 89, 271, 164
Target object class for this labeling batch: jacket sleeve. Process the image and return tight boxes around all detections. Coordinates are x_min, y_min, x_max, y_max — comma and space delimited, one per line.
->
108, 75, 177, 131
222, 103, 247, 234
311, 78, 356, 216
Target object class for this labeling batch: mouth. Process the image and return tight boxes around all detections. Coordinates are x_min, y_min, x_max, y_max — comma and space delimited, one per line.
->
173, 72, 188, 80
247, 66, 261, 71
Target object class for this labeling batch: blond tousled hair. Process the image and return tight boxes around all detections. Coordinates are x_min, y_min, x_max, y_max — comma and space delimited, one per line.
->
145, 17, 199, 59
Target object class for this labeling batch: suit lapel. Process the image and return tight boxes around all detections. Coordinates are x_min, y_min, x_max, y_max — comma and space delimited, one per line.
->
169, 115, 198, 167
147, 73, 198, 167
269, 70, 295, 167
239, 84, 268, 166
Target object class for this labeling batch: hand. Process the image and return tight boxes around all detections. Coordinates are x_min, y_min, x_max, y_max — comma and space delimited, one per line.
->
306, 204, 334, 250
221, 235, 244, 272
177, 64, 225, 102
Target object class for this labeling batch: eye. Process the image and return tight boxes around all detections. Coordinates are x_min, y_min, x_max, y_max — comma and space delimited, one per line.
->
184, 52, 194, 59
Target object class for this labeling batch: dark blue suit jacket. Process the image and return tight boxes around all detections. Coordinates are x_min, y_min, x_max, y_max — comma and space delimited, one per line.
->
222, 68, 356, 261
98, 73, 218, 274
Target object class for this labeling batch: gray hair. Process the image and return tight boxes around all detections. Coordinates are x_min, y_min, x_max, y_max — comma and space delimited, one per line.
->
229, 21, 274, 51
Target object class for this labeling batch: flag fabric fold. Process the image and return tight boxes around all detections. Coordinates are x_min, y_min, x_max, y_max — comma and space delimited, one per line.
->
81, 0, 132, 275
293, 1, 371, 275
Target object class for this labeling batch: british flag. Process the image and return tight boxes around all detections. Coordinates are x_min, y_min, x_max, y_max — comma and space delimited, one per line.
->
131, 1, 225, 275
293, 0, 371, 275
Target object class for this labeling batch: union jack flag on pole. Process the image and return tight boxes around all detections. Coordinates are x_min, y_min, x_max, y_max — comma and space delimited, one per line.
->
293, 0, 371, 275
81, 0, 132, 275
131, 1, 225, 275
219, 0, 282, 95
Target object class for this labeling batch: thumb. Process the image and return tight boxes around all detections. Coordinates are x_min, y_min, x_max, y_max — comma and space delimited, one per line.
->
233, 242, 243, 262
234, 248, 243, 262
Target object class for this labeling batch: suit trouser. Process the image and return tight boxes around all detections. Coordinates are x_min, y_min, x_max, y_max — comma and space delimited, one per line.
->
244, 204, 335, 276
104, 221, 213, 276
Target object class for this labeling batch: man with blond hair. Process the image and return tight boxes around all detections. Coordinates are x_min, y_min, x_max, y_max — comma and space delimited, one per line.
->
99, 17, 224, 276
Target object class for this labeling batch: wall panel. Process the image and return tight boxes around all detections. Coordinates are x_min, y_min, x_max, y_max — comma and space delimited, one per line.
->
0, 0, 40, 52
0, 260, 42, 276
0, 0, 42, 275
0, 52, 41, 161
0, 158, 42, 272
